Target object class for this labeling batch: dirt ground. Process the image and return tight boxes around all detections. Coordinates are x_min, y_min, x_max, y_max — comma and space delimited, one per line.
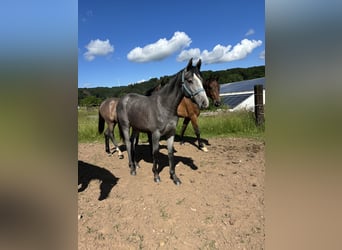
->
78, 136, 265, 249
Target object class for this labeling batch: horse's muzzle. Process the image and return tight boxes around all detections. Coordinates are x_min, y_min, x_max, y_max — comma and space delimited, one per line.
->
214, 100, 221, 107
199, 96, 209, 109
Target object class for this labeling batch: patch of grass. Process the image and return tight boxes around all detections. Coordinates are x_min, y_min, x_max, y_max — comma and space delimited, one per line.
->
204, 215, 214, 224
176, 198, 185, 205
126, 231, 144, 249
160, 206, 170, 220
113, 224, 120, 232
86, 226, 96, 234
95, 232, 105, 240
78, 108, 264, 143
201, 240, 219, 250
78, 107, 151, 143
195, 111, 264, 139
194, 228, 204, 237
78, 108, 102, 143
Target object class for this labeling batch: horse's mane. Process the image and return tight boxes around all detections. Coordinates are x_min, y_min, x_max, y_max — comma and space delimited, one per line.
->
157, 70, 185, 95
145, 84, 161, 96
144, 70, 182, 97
145, 64, 202, 97
206, 75, 219, 82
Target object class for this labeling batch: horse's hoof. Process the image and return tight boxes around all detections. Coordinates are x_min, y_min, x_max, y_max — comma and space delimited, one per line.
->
200, 146, 208, 152
136, 164, 141, 168
154, 176, 161, 183
130, 170, 136, 176
173, 179, 181, 185
180, 141, 185, 145
118, 155, 124, 159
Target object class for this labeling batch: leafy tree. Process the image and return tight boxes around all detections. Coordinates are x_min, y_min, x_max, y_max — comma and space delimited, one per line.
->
79, 95, 102, 107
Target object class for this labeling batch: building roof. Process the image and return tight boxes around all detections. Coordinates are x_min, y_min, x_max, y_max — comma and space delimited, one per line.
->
220, 77, 265, 94
219, 77, 265, 110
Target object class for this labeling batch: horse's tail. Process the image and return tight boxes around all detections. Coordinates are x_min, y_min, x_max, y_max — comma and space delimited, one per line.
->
117, 118, 124, 142
98, 111, 105, 134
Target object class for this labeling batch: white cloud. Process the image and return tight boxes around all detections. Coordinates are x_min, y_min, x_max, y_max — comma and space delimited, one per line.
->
84, 39, 114, 61
127, 31, 191, 62
177, 39, 263, 64
177, 48, 201, 62
245, 29, 255, 36
259, 50, 265, 59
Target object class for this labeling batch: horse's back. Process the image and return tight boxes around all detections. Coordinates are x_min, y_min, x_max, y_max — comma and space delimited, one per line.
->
117, 93, 153, 128
118, 93, 151, 112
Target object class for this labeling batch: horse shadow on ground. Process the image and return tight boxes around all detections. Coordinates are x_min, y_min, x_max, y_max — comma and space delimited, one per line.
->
78, 160, 119, 201
132, 144, 199, 176
130, 134, 210, 152
174, 135, 210, 149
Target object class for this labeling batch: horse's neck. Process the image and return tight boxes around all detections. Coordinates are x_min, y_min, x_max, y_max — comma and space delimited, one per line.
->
158, 73, 184, 113
204, 81, 213, 100
203, 81, 210, 98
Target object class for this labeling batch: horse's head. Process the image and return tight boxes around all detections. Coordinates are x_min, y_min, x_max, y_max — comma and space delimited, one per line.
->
205, 77, 221, 107
182, 58, 209, 109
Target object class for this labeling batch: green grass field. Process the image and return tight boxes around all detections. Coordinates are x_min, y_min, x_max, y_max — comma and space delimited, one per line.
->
78, 107, 265, 143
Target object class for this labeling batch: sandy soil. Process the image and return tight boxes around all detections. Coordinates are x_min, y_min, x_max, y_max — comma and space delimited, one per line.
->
78, 136, 265, 249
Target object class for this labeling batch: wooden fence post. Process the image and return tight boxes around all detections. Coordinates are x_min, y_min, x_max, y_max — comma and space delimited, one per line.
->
254, 84, 265, 126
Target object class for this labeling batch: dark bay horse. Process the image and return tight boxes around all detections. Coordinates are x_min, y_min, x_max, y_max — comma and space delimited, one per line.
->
177, 76, 220, 151
147, 77, 221, 151
98, 97, 123, 158
116, 58, 209, 185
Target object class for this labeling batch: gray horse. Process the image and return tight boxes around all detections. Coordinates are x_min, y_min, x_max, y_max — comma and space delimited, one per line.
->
116, 58, 209, 185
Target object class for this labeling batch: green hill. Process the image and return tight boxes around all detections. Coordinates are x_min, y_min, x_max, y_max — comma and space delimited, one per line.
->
78, 65, 265, 107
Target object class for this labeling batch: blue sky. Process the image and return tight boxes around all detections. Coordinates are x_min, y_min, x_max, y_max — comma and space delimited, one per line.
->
78, 0, 265, 88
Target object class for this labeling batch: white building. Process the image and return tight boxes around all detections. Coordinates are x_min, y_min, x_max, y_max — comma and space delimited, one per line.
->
220, 77, 265, 111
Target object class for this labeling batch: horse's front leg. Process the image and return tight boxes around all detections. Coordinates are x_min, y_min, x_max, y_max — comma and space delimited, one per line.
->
190, 116, 207, 152
151, 132, 161, 182
167, 135, 181, 185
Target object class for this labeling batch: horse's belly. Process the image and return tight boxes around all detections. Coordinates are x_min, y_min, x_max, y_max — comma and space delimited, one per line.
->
128, 113, 152, 132
160, 119, 177, 136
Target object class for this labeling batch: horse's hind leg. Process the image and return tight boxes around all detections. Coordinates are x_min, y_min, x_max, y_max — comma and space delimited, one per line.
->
104, 127, 111, 154
110, 123, 123, 159
151, 132, 161, 182
167, 135, 181, 185
121, 125, 136, 175
179, 118, 190, 145
130, 129, 140, 168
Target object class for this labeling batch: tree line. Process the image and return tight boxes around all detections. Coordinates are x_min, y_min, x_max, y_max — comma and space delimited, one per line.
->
78, 65, 265, 107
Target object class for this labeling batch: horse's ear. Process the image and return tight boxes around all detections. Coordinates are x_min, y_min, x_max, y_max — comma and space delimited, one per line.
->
196, 59, 202, 70
186, 58, 193, 71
